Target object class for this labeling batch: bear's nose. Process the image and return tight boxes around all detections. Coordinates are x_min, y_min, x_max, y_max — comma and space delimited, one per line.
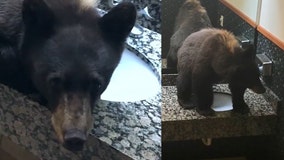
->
63, 129, 86, 151
251, 85, 266, 94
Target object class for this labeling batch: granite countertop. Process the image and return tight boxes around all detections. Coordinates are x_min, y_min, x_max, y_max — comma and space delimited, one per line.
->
162, 73, 279, 142
92, 26, 161, 160
0, 18, 161, 160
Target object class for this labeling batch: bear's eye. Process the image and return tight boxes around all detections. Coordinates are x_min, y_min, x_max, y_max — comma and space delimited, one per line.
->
47, 76, 62, 88
89, 79, 101, 90
89, 78, 102, 97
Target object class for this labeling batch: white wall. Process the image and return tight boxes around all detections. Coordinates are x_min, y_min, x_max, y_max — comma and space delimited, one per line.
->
259, 0, 284, 41
225, 0, 259, 22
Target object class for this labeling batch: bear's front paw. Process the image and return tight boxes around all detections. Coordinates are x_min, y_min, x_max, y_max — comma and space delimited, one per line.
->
196, 108, 215, 116
178, 98, 196, 109
233, 103, 250, 114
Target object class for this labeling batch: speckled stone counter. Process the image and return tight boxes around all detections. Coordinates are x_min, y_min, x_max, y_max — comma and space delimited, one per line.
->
99, 0, 161, 33
91, 25, 161, 160
162, 75, 279, 141
0, 84, 133, 160
0, 18, 161, 160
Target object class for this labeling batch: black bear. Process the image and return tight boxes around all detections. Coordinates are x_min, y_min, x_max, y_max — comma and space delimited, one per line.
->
177, 28, 265, 116
0, 0, 136, 151
167, 0, 212, 69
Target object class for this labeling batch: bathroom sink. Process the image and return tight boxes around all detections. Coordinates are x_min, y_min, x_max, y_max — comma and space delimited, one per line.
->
211, 92, 233, 112
101, 48, 160, 102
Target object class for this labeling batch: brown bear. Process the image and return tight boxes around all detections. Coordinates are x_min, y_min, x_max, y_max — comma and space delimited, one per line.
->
166, 0, 212, 69
177, 28, 266, 116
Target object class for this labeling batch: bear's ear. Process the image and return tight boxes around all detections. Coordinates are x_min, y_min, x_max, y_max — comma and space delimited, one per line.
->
22, 0, 55, 36
184, 0, 200, 10
99, 2, 136, 43
241, 44, 255, 60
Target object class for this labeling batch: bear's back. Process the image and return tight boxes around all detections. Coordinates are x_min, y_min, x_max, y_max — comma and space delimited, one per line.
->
182, 28, 239, 55
177, 28, 240, 73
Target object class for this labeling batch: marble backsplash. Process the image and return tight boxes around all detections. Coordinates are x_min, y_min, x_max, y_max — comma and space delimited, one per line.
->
99, 0, 161, 33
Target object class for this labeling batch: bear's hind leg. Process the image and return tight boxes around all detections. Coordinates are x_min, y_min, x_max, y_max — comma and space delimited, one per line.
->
192, 75, 215, 116
176, 72, 196, 109
229, 84, 250, 114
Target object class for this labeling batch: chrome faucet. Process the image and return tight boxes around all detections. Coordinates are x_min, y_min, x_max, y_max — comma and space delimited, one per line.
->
256, 54, 273, 77
107, 0, 123, 8
107, 0, 155, 20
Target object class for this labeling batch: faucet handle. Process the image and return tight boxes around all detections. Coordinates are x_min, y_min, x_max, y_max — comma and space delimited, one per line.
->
109, 0, 137, 7
256, 54, 273, 77
137, 6, 154, 21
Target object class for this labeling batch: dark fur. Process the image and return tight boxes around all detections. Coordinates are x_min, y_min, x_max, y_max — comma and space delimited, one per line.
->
0, 0, 28, 93
177, 28, 265, 116
167, 0, 212, 68
0, 0, 136, 150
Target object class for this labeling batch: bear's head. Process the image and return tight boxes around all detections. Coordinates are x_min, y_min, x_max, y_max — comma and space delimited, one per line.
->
21, 0, 136, 151
230, 44, 266, 94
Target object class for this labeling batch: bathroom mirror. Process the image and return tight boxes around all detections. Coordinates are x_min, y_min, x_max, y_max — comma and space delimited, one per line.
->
162, 0, 185, 61
162, 0, 260, 73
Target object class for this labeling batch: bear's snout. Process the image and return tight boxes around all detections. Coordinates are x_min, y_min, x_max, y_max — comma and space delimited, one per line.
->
250, 77, 266, 94
51, 93, 93, 151
251, 84, 266, 94
63, 129, 87, 151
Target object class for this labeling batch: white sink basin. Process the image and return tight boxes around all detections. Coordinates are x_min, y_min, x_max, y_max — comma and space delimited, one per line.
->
211, 92, 233, 112
101, 48, 160, 102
